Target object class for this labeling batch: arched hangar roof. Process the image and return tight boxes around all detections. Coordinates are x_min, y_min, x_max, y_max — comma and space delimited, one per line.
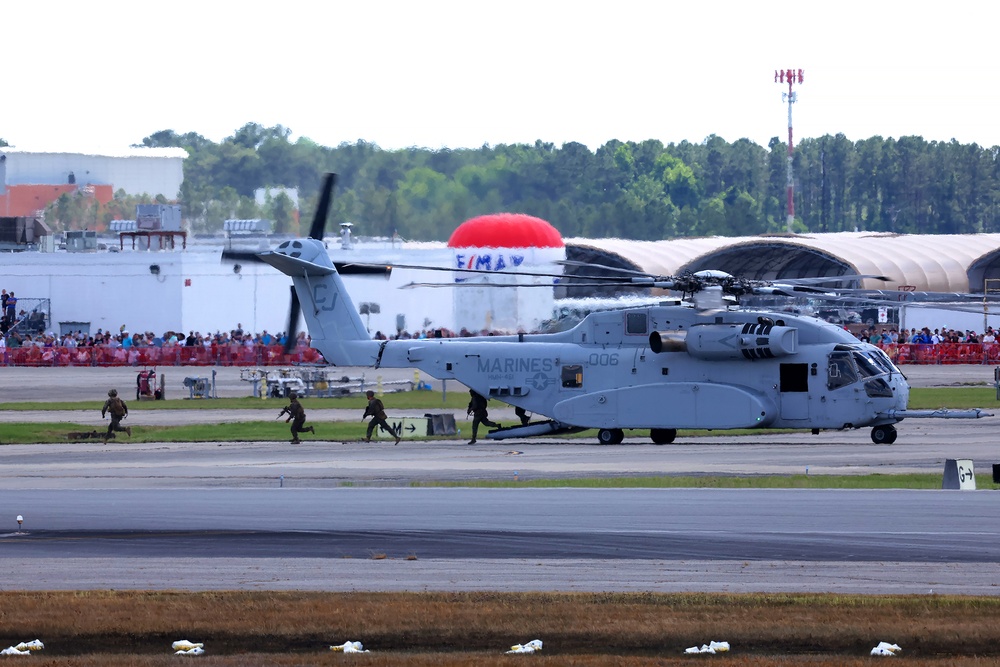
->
562, 237, 741, 297
566, 233, 1000, 293
565, 237, 738, 278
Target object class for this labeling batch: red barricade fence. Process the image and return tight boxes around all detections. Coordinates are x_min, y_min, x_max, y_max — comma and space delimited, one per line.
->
1, 341, 998, 366
0, 344, 325, 367
878, 343, 1000, 365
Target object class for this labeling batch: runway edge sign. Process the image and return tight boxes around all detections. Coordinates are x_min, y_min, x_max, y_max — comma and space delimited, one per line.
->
942, 459, 976, 490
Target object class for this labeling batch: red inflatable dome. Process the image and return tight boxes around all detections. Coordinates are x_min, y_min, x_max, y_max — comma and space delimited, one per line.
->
447, 213, 564, 249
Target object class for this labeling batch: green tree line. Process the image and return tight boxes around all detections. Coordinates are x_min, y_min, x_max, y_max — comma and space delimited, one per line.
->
22, 124, 1000, 237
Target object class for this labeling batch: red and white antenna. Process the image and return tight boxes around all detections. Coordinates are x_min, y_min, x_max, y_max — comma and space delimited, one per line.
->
775, 68, 803, 232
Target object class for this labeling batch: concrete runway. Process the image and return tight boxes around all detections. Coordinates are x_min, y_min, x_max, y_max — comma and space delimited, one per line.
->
2, 364, 1000, 594
2, 487, 999, 594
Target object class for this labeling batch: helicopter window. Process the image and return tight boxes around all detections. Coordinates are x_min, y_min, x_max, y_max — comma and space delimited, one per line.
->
866, 347, 899, 375
625, 312, 648, 335
561, 364, 583, 388
864, 378, 894, 398
827, 352, 858, 390
779, 363, 809, 392
852, 351, 883, 379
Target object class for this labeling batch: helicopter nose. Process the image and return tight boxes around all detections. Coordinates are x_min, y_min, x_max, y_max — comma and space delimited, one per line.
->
891, 376, 910, 405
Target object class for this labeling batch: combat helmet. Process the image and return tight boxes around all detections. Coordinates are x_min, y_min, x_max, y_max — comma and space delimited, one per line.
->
108, 388, 118, 397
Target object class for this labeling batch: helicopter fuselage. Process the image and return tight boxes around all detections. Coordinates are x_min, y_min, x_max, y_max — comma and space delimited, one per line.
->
371, 305, 909, 434
257, 176, 989, 445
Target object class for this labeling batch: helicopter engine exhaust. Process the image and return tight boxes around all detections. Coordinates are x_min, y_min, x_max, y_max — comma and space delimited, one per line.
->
649, 323, 798, 360
647, 330, 687, 353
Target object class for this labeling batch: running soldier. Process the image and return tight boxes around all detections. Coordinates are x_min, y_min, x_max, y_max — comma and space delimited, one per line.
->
101, 388, 131, 444
466, 389, 500, 444
515, 406, 530, 426
363, 390, 400, 444
279, 392, 314, 444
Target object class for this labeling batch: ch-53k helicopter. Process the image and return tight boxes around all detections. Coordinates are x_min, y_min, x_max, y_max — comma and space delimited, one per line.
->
258, 173, 992, 445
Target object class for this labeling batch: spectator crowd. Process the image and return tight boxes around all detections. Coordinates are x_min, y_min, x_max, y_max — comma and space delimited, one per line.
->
854, 325, 997, 346
2, 323, 308, 351
849, 324, 999, 365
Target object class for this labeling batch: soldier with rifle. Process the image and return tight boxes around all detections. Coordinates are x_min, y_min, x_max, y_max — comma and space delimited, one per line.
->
362, 390, 400, 444
101, 388, 131, 444
278, 391, 314, 444
466, 389, 500, 444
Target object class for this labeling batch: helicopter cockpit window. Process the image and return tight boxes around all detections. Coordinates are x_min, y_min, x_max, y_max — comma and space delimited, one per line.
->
864, 378, 894, 398
867, 347, 900, 375
852, 351, 883, 379
561, 364, 583, 388
625, 312, 648, 335
827, 351, 858, 390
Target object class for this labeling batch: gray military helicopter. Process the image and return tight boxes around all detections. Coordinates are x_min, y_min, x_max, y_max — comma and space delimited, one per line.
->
258, 174, 992, 445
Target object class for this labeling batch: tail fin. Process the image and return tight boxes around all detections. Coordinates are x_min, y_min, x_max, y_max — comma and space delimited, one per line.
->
258, 238, 379, 365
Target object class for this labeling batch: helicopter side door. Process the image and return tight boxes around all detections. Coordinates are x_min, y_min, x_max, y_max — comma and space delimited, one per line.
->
778, 362, 811, 420
816, 349, 865, 425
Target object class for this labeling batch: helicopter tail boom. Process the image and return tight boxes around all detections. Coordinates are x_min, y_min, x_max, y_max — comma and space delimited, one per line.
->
257, 239, 380, 366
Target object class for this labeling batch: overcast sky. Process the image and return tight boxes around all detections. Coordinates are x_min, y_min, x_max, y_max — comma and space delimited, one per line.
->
6, 1, 999, 153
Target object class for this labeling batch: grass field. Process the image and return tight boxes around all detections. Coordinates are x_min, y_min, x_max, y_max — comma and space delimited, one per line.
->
1, 386, 997, 448
3, 591, 1000, 665
418, 473, 999, 489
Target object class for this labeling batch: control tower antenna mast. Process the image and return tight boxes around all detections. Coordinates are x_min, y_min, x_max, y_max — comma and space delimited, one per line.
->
775, 68, 803, 233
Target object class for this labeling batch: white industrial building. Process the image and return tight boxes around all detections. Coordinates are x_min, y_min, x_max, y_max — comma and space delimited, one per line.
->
0, 146, 186, 198
0, 238, 562, 338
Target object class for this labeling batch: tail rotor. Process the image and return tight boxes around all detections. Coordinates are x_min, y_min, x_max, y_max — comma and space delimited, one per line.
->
284, 286, 301, 354
309, 173, 336, 240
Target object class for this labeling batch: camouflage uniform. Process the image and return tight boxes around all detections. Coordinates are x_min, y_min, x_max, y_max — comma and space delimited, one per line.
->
101, 389, 131, 443
363, 391, 400, 444
467, 390, 500, 444
515, 406, 530, 425
283, 394, 314, 444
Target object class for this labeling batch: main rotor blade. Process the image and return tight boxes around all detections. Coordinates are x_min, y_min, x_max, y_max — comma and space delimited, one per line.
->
767, 274, 891, 286
831, 289, 1000, 303
345, 261, 630, 283
558, 259, 657, 278
399, 280, 671, 289
797, 291, 996, 315
309, 173, 337, 241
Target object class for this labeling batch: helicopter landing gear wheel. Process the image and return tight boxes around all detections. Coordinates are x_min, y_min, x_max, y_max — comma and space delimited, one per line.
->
598, 428, 625, 445
871, 424, 897, 445
650, 428, 677, 445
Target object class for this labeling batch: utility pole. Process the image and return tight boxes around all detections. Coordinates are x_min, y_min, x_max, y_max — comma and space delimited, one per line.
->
775, 68, 803, 233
